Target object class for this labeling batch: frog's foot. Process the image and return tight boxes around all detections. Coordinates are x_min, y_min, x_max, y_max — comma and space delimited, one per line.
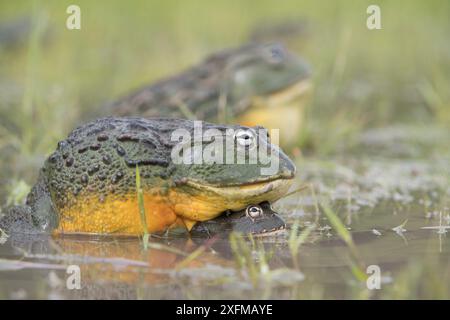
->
0, 205, 42, 235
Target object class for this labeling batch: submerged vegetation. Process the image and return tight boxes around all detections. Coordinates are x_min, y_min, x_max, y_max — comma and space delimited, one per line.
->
0, 0, 449, 299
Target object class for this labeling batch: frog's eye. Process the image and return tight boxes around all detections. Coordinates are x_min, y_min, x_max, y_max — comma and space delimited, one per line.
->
267, 45, 285, 64
246, 205, 263, 219
265, 130, 271, 142
234, 129, 256, 149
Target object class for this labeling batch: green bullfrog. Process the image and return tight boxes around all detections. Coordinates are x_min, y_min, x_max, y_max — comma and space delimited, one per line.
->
0, 117, 295, 236
104, 43, 312, 147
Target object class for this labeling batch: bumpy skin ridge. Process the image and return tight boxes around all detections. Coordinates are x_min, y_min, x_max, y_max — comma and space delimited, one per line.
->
45, 117, 176, 211
44, 117, 275, 211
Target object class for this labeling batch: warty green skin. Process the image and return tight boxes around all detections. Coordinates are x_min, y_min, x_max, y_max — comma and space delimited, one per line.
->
0, 117, 296, 235
102, 43, 311, 122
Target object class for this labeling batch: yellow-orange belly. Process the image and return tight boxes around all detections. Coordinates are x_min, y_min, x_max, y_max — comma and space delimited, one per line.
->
53, 192, 179, 236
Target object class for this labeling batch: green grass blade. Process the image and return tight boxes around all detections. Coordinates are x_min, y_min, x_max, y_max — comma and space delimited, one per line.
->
321, 203, 354, 250
136, 165, 150, 249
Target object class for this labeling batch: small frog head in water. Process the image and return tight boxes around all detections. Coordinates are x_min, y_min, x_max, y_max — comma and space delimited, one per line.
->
191, 201, 286, 237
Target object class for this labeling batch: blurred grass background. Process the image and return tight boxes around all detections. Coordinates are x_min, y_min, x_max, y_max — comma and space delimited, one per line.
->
0, 0, 449, 196
0, 0, 450, 300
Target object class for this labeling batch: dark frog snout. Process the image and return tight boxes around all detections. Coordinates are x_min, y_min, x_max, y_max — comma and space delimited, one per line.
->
191, 201, 286, 237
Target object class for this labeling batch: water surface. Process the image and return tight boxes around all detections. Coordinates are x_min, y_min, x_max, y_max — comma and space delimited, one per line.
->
1, 126, 449, 299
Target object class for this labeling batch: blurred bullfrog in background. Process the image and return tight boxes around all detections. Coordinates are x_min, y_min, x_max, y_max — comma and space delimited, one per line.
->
103, 43, 312, 147
0, 117, 295, 236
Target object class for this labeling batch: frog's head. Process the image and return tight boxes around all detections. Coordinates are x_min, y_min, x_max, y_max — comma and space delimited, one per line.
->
191, 201, 286, 237
227, 43, 311, 104
171, 121, 295, 225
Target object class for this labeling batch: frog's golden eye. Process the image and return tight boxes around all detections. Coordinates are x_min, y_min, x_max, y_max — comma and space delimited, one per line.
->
246, 205, 263, 219
234, 129, 256, 149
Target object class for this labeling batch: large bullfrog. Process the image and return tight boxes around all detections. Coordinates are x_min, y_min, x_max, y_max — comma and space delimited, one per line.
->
0, 117, 295, 236
104, 43, 311, 147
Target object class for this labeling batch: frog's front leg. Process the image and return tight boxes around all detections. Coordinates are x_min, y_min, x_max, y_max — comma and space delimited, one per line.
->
0, 205, 35, 234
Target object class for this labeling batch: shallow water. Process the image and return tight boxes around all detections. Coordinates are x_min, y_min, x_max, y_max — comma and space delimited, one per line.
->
1, 126, 449, 299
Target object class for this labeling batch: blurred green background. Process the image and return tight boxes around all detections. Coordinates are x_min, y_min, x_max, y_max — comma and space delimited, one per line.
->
0, 0, 449, 196
0, 0, 450, 300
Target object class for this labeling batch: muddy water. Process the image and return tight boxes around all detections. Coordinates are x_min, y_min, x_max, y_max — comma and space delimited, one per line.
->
0, 126, 449, 299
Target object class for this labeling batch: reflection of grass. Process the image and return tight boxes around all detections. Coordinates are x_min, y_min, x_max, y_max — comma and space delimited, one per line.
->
229, 232, 313, 299
229, 233, 273, 290
382, 258, 450, 299
321, 203, 367, 282
288, 220, 314, 269
175, 237, 218, 270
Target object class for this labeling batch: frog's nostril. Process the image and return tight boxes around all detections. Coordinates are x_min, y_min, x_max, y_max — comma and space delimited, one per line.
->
275, 149, 296, 178
280, 158, 296, 178
282, 168, 295, 178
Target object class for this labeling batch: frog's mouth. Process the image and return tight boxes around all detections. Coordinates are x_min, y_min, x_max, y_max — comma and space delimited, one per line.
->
171, 176, 294, 229
238, 216, 287, 237
180, 177, 293, 220
187, 177, 293, 201
260, 77, 312, 107
251, 223, 287, 237
237, 78, 312, 136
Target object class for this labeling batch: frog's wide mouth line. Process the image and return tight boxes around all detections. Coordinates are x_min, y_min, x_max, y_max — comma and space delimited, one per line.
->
184, 177, 293, 200
259, 77, 312, 105
251, 224, 287, 237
